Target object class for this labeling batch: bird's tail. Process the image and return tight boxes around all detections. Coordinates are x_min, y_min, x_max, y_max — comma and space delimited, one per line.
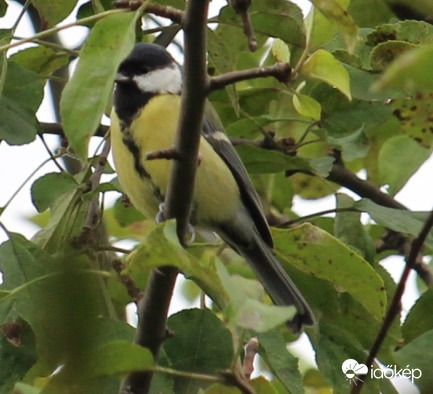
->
235, 231, 315, 333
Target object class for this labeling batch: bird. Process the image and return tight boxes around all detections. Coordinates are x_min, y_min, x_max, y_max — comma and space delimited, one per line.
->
110, 43, 314, 332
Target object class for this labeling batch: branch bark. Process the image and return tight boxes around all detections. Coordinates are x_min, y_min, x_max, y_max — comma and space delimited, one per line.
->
120, 0, 210, 393
327, 164, 407, 210
208, 63, 291, 92
113, 0, 183, 24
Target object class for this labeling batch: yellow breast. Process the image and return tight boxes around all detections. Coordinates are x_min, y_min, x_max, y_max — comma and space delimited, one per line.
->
110, 95, 241, 225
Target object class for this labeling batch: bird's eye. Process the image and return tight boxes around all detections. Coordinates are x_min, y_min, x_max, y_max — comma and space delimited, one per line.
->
140, 66, 149, 74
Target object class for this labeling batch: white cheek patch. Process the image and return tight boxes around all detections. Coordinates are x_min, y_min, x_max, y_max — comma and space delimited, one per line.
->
133, 65, 182, 94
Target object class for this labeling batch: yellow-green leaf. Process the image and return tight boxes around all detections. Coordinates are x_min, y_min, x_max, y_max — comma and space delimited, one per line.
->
302, 49, 351, 100
272, 223, 386, 320
271, 38, 290, 63
311, 0, 358, 52
292, 93, 321, 120
60, 11, 137, 160
373, 44, 433, 92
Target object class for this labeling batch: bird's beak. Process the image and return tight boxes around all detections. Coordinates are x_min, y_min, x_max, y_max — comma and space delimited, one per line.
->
114, 73, 131, 83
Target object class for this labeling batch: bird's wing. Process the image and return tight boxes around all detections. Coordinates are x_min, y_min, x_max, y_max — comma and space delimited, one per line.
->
202, 103, 273, 247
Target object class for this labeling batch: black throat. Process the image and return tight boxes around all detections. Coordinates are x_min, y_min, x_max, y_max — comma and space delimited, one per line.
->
113, 83, 155, 128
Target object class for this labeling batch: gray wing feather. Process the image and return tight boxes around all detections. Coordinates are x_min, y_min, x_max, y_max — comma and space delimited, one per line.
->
202, 116, 273, 247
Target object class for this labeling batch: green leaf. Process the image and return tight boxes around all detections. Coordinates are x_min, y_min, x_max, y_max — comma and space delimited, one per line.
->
313, 322, 397, 393
354, 199, 433, 249
219, 1, 306, 48
113, 197, 145, 227
204, 384, 240, 394
32, 169, 91, 253
373, 44, 433, 92
0, 62, 44, 145
10, 46, 69, 76
403, 288, 433, 343
0, 320, 36, 393
250, 377, 279, 393
216, 262, 296, 332
226, 115, 302, 139
309, 156, 335, 177
77, 0, 114, 25
311, 0, 359, 52
0, 234, 106, 372
31, 0, 79, 27
124, 221, 227, 308
321, 98, 392, 141
394, 329, 433, 392
378, 135, 430, 195
208, 28, 239, 114
235, 144, 312, 174
334, 194, 375, 261
348, 0, 394, 27
302, 49, 352, 100
370, 41, 419, 72
271, 39, 290, 63
343, 64, 403, 101
328, 125, 370, 161
314, 323, 366, 390
164, 309, 233, 393
272, 223, 386, 320
366, 20, 433, 47
0, 0, 7, 17
60, 11, 137, 159
77, 341, 154, 379
390, 93, 433, 148
31, 172, 80, 213
13, 383, 41, 394
292, 93, 321, 120
258, 330, 303, 394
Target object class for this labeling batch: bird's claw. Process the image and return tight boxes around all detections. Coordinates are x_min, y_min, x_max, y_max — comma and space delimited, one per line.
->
155, 203, 195, 244
156, 203, 166, 224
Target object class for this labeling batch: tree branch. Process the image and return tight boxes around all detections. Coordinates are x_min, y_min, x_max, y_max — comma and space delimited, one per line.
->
39, 122, 108, 138
351, 209, 433, 394
229, 0, 257, 51
120, 1, 210, 393
326, 164, 407, 210
209, 63, 291, 91
113, 0, 183, 24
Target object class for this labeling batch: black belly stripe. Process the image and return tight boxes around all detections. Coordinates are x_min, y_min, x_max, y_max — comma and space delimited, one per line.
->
122, 135, 149, 179
121, 134, 165, 204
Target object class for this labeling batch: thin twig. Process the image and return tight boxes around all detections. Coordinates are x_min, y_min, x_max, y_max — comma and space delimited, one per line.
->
38, 134, 64, 172
230, 0, 257, 51
278, 207, 358, 227
209, 63, 292, 91
146, 147, 181, 161
351, 209, 433, 394
84, 138, 112, 230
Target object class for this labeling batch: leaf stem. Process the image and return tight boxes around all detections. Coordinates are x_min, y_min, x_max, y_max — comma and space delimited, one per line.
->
153, 366, 221, 383
278, 207, 358, 227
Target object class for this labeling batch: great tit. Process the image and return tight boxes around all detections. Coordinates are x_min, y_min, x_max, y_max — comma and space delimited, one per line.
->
110, 43, 314, 332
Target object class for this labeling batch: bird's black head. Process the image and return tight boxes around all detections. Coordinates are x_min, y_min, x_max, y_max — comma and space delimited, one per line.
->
113, 43, 182, 126
117, 43, 175, 80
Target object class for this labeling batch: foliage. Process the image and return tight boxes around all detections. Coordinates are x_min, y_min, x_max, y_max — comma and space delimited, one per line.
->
1, 0, 433, 393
